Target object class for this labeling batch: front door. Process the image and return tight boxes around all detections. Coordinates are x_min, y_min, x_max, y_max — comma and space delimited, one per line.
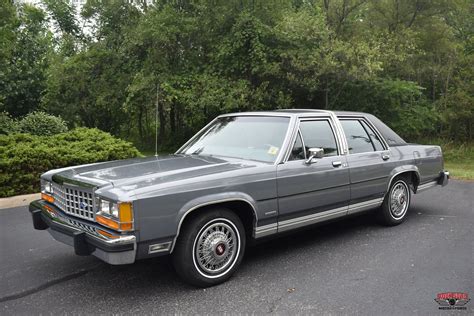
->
276, 118, 351, 232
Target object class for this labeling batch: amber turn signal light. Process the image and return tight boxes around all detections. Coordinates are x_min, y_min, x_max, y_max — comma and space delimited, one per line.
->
41, 193, 54, 203
96, 215, 119, 230
97, 229, 119, 239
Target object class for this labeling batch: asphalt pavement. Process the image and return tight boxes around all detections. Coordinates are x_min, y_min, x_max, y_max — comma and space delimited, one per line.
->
1, 180, 472, 315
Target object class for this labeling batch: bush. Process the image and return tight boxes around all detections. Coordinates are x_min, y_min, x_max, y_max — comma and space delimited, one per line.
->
18, 111, 68, 136
0, 112, 19, 135
0, 128, 141, 197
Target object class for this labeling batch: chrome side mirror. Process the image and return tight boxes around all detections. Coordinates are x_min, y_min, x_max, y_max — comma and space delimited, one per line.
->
305, 147, 324, 164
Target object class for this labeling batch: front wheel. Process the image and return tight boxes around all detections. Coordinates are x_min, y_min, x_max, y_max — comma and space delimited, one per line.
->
172, 208, 246, 287
378, 177, 411, 226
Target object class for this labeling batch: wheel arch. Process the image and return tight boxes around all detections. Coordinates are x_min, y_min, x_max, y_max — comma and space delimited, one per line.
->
170, 192, 258, 253
386, 165, 421, 194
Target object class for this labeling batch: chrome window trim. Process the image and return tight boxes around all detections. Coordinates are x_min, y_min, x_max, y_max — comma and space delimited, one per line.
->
286, 130, 307, 162
282, 116, 342, 163
359, 120, 385, 151
338, 116, 390, 151
175, 113, 295, 166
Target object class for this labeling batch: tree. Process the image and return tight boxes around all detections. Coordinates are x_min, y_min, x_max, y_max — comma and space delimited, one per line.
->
0, 4, 51, 117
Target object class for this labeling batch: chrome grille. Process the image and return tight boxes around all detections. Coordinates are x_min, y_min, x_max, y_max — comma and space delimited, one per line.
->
52, 182, 95, 221
65, 217, 97, 234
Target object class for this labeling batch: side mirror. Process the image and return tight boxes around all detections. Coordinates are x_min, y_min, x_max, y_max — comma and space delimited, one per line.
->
305, 147, 324, 164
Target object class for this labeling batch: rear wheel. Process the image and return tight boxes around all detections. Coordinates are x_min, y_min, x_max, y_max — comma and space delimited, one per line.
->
378, 177, 411, 226
172, 208, 246, 287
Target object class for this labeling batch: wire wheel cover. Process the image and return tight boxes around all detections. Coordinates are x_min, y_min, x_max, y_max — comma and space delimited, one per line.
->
194, 220, 239, 275
390, 181, 409, 218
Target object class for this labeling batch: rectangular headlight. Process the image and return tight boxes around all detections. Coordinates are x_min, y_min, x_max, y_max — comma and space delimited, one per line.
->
96, 197, 133, 232
41, 180, 53, 194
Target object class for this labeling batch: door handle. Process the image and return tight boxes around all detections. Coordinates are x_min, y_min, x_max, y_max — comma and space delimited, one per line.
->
332, 161, 342, 167
382, 154, 390, 160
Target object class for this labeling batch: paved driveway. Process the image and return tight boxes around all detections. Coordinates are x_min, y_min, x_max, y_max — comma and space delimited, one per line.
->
1, 181, 472, 314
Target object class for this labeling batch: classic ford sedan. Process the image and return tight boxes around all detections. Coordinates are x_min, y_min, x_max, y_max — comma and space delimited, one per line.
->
30, 110, 449, 286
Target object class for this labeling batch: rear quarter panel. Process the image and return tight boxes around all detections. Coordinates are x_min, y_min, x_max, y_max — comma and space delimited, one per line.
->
388, 144, 443, 185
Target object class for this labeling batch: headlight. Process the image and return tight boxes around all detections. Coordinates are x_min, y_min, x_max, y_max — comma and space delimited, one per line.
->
41, 180, 53, 194
96, 197, 133, 232
41, 180, 54, 203
99, 199, 119, 218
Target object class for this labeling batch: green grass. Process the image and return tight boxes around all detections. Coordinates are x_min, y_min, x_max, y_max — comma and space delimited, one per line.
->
444, 161, 474, 180
438, 141, 474, 181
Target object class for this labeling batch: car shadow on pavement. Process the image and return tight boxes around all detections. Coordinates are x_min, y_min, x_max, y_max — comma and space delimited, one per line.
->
2, 208, 425, 313
72, 211, 385, 290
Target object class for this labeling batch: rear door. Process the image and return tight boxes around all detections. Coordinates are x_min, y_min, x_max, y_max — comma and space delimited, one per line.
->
276, 118, 350, 232
339, 118, 390, 214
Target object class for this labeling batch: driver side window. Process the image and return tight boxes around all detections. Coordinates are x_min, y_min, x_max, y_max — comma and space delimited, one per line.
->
289, 132, 305, 161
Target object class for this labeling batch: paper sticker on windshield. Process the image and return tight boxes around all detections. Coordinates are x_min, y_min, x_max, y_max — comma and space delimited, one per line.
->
268, 146, 279, 155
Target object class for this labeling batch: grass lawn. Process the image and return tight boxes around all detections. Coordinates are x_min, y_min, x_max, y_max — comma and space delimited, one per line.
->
440, 141, 474, 181
444, 160, 474, 181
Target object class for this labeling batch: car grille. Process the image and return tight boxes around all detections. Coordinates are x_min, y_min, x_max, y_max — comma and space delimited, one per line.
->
52, 182, 95, 221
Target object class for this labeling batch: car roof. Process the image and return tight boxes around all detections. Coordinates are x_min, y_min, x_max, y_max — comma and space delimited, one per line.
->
220, 109, 369, 118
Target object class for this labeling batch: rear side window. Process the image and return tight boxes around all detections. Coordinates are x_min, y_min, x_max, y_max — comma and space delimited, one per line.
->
366, 114, 406, 145
360, 120, 384, 151
299, 120, 338, 157
340, 120, 375, 154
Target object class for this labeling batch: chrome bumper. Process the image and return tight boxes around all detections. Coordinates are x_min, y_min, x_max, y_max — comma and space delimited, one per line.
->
29, 200, 136, 265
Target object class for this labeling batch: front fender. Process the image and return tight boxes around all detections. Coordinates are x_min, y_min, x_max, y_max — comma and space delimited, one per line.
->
170, 192, 258, 252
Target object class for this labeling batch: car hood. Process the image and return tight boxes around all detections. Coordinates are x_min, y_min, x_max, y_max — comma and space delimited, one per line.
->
47, 155, 258, 190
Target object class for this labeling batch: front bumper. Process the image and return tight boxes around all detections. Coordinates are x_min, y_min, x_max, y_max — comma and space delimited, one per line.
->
29, 200, 136, 265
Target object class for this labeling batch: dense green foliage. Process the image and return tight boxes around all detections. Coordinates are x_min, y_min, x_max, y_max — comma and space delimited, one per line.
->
0, 111, 67, 136
17, 111, 68, 136
0, 128, 141, 197
1, 0, 472, 151
0, 112, 19, 135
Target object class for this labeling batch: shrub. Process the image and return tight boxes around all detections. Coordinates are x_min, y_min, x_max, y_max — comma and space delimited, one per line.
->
0, 112, 19, 135
18, 111, 68, 136
0, 128, 141, 197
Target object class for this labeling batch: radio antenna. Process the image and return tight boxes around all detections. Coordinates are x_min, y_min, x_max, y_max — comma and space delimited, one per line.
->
155, 83, 159, 157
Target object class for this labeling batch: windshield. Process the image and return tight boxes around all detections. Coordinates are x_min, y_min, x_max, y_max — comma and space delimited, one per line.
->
179, 116, 290, 163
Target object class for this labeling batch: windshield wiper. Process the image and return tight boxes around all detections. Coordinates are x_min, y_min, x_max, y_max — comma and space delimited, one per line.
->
191, 147, 205, 155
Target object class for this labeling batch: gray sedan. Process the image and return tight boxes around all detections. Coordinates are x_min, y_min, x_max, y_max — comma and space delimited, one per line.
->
29, 110, 449, 286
